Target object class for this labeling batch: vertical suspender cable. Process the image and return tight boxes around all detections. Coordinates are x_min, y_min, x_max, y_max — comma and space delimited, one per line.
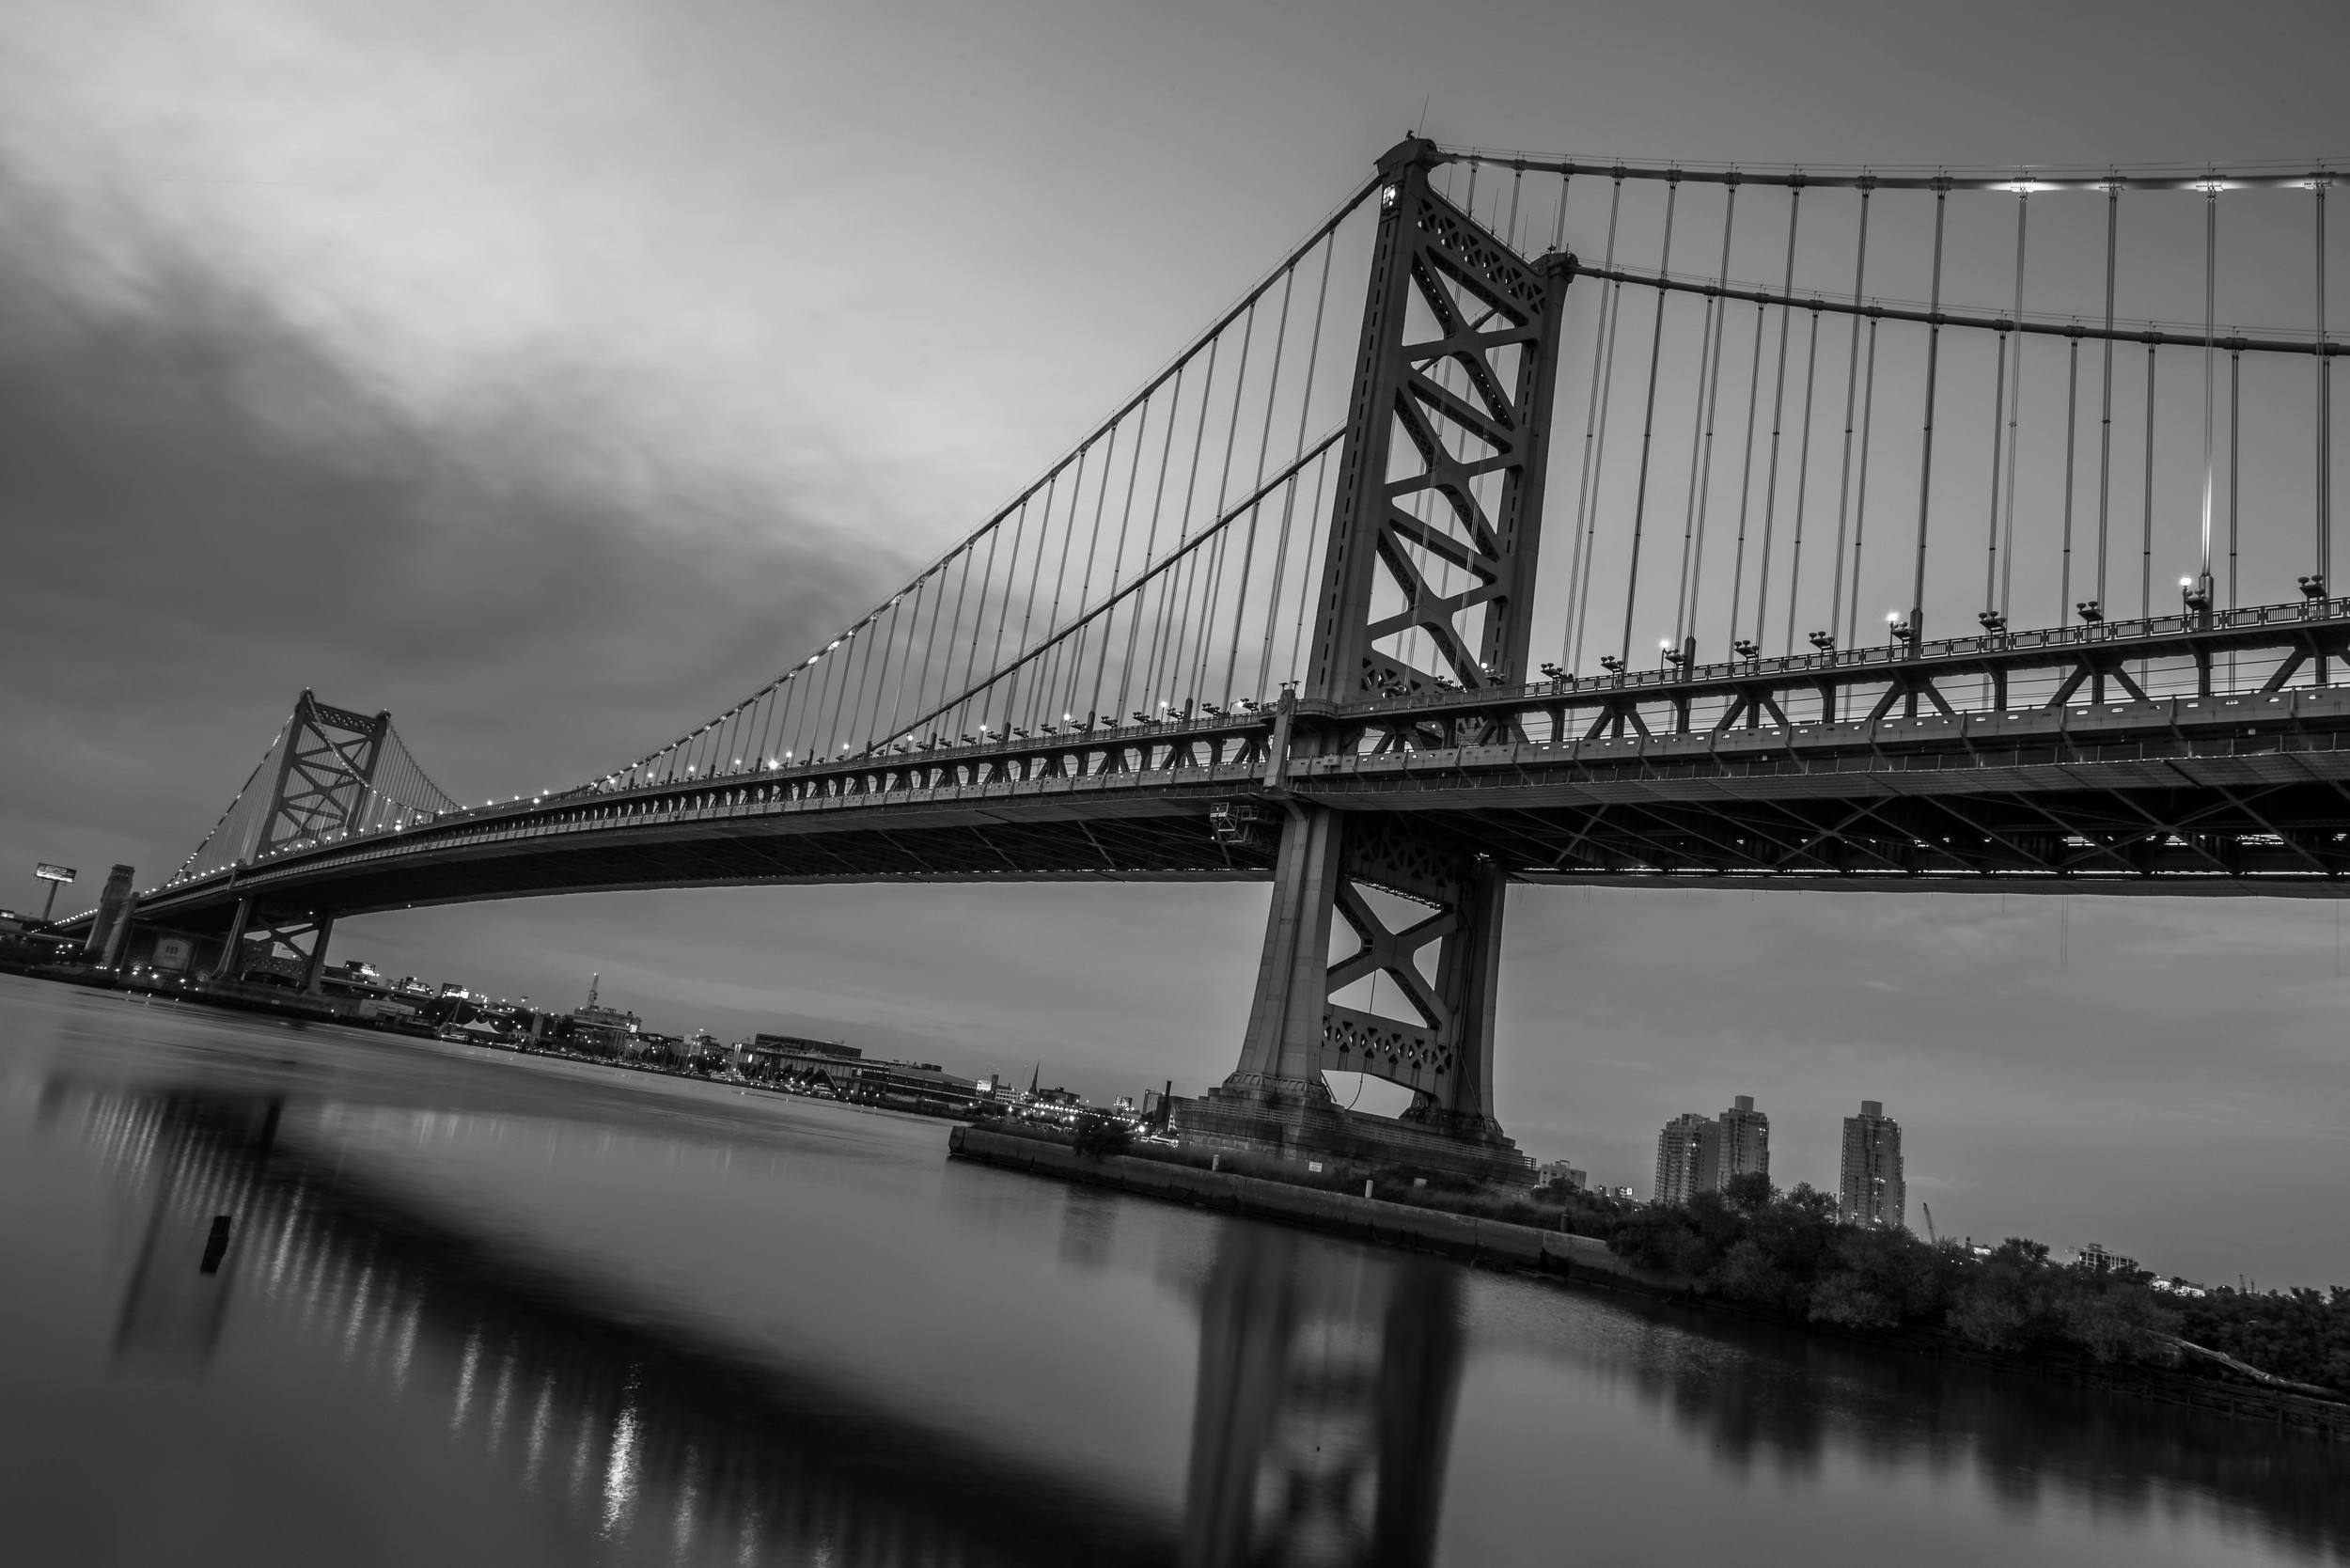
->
1032, 458, 1089, 727
2096, 181, 2120, 610
1680, 180, 1740, 654
878, 581, 929, 745
1829, 188, 1872, 649
1551, 172, 1570, 254
1671, 185, 1732, 655
2141, 339, 2156, 619
1256, 239, 1335, 696
847, 600, 892, 751
1153, 337, 1222, 712
1001, 470, 1060, 727
959, 513, 1004, 717
1907, 182, 1950, 647
1561, 178, 1623, 671
841, 625, 879, 757
1061, 422, 1123, 719
1179, 318, 1251, 705
986, 494, 1035, 720
1120, 365, 1186, 720
1845, 314, 1881, 651
1191, 304, 1257, 703
2201, 183, 2218, 595
2317, 177, 2333, 590
1222, 272, 1296, 703
1289, 450, 1333, 682
1782, 306, 1823, 654
785, 645, 827, 761
1506, 166, 1523, 251
2231, 340, 2241, 692
1999, 191, 2029, 619
2230, 344, 2241, 611
921, 549, 975, 740
1727, 196, 1778, 654
1752, 183, 1804, 649
1983, 334, 2008, 616
1087, 398, 1153, 722
2060, 332, 2082, 628
1616, 177, 1680, 671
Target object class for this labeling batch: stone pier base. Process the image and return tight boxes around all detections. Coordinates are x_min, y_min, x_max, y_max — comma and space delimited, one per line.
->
1171, 1080, 1532, 1185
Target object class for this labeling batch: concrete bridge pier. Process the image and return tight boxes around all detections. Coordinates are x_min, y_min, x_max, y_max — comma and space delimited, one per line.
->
82, 865, 139, 968
1176, 806, 1529, 1184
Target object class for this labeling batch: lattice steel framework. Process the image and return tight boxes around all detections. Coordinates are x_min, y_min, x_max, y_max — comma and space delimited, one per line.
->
1308, 138, 1574, 701
257, 693, 390, 855
1201, 139, 1574, 1168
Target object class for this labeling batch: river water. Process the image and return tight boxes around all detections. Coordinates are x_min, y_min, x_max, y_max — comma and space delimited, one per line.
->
1, 973, 2342, 1567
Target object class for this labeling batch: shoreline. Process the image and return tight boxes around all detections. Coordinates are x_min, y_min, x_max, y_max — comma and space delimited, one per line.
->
948, 1123, 2350, 1443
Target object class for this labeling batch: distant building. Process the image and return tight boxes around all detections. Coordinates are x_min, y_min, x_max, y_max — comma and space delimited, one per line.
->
2072, 1242, 2140, 1275
567, 972, 640, 1054
1716, 1095, 1770, 1186
1537, 1160, 1588, 1191
1591, 1184, 1634, 1201
1838, 1100, 1905, 1228
1654, 1113, 1716, 1206
752, 1032, 860, 1060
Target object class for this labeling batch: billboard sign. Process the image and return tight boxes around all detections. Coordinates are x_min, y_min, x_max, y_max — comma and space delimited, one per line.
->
34, 864, 76, 884
153, 937, 194, 972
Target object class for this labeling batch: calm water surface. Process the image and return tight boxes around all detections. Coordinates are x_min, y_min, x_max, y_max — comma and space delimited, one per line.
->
1, 972, 2341, 1567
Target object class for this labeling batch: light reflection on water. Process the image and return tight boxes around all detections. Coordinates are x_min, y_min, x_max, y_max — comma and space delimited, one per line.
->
0, 974, 2343, 1567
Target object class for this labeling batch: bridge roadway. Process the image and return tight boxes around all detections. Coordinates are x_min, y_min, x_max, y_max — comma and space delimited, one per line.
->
120, 640, 2350, 934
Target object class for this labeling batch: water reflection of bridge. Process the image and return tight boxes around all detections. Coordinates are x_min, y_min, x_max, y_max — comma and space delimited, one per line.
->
65, 1080, 2347, 1565
68, 1084, 1468, 1568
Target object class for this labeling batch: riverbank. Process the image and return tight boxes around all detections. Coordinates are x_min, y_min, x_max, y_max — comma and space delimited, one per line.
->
949, 1121, 1675, 1289
948, 1123, 2350, 1442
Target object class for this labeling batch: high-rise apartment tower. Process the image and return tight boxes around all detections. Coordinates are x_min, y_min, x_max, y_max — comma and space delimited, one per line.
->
1653, 1113, 1714, 1206
1716, 1094, 1770, 1187
1839, 1100, 1905, 1229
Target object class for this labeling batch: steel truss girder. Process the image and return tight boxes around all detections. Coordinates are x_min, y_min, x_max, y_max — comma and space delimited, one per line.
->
1450, 783, 2350, 884
1318, 594, 2350, 735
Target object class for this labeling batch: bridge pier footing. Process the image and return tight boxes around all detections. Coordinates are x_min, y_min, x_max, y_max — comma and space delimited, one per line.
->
1175, 804, 1532, 1185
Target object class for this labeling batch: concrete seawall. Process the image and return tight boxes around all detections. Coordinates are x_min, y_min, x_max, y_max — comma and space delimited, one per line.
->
948, 1124, 1677, 1294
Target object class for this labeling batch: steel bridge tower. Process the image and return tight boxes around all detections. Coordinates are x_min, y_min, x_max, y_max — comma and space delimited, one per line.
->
1180, 138, 1574, 1179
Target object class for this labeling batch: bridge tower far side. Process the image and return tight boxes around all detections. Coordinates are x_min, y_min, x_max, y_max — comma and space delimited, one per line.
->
1180, 138, 1575, 1180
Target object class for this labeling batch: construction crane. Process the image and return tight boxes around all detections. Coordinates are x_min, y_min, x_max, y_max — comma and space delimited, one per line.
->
1922, 1203, 1938, 1244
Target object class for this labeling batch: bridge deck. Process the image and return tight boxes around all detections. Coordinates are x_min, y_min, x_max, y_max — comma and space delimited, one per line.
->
101, 683, 2350, 935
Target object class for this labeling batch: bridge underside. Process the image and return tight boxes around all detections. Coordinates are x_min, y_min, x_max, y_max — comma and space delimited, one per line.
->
125, 720, 2350, 944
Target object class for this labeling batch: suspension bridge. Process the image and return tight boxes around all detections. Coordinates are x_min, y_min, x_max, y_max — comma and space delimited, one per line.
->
56, 136, 2346, 1176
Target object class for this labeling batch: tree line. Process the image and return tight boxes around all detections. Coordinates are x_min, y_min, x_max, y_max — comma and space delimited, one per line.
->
1577, 1175, 2348, 1395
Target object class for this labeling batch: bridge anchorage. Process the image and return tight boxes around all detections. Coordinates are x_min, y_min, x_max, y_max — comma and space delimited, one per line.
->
70, 138, 2347, 1184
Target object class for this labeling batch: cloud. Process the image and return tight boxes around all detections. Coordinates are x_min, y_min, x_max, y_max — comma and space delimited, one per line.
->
0, 155, 896, 873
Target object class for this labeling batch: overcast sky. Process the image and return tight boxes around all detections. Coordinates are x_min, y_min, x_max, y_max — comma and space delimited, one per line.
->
2, 0, 2345, 1287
